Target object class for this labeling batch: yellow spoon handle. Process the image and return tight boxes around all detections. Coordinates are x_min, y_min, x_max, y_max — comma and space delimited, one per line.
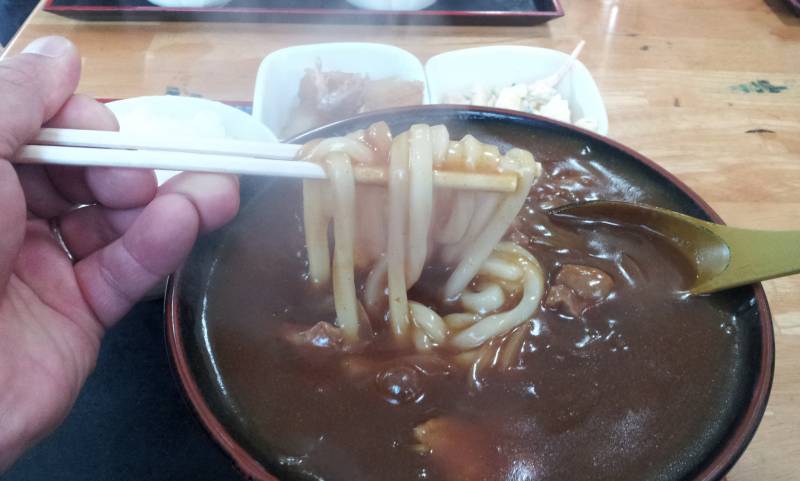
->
693, 227, 800, 294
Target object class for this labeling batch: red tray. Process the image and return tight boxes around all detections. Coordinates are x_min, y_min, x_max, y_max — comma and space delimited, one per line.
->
44, 0, 564, 24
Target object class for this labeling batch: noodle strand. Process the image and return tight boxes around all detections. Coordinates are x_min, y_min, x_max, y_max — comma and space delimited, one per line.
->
406, 125, 435, 286
443, 149, 540, 300
300, 124, 544, 361
303, 179, 331, 285
387, 132, 411, 339
327, 152, 361, 342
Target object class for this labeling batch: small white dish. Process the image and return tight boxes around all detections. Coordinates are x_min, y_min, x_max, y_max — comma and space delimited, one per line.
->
425, 46, 608, 135
345, 0, 437, 10
145, 0, 231, 8
252, 42, 429, 140
107, 96, 277, 185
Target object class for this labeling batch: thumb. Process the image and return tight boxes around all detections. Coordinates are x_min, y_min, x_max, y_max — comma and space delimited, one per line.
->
0, 36, 81, 292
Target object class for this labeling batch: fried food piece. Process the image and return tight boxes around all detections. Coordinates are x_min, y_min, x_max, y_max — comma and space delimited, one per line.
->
545, 264, 613, 317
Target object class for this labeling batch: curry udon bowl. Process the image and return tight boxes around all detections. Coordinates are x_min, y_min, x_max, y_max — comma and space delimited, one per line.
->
166, 106, 773, 481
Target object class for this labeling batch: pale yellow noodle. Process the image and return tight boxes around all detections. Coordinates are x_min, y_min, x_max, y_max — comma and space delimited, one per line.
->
406, 124, 434, 285
444, 312, 480, 330
327, 152, 360, 342
430, 125, 450, 166
479, 255, 524, 282
441, 192, 501, 264
461, 134, 483, 171
409, 301, 448, 344
435, 192, 475, 244
387, 132, 411, 338
309, 137, 374, 164
443, 139, 464, 171
467, 342, 497, 390
363, 256, 388, 321
477, 144, 502, 172
303, 179, 331, 284
366, 122, 393, 160
355, 185, 387, 268
355, 123, 393, 268
431, 188, 456, 244
461, 282, 505, 314
413, 328, 433, 352
301, 124, 546, 357
451, 242, 544, 350
443, 149, 539, 300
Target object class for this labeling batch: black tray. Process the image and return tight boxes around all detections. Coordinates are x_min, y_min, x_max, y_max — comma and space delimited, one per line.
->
43, 0, 564, 24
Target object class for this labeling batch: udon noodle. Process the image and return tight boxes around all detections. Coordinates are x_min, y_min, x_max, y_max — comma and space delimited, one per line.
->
297, 122, 545, 370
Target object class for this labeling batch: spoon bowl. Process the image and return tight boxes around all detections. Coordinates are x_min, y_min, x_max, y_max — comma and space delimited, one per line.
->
551, 200, 800, 294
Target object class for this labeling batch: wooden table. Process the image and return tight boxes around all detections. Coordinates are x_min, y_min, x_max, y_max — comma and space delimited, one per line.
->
4, 1, 800, 479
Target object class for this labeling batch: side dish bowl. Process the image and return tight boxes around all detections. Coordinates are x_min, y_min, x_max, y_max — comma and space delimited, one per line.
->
426, 46, 609, 135
252, 43, 428, 140
166, 106, 772, 481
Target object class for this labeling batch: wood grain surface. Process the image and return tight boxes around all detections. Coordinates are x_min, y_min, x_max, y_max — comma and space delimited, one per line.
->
3, 0, 799, 479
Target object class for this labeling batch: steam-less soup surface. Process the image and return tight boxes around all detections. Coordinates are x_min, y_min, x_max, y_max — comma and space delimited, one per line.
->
197, 129, 745, 481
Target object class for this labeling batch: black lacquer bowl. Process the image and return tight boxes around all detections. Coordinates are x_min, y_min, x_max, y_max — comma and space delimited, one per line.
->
166, 106, 773, 481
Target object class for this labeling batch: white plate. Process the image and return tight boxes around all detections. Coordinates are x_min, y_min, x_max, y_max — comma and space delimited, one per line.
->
107, 96, 278, 184
252, 42, 429, 140
145, 0, 231, 7
425, 46, 609, 135
345, 0, 437, 9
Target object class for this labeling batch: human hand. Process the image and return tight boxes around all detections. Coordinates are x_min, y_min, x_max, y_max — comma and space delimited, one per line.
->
0, 37, 239, 470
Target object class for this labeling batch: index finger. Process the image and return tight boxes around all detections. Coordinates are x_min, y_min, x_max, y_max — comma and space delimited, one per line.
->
0, 36, 80, 161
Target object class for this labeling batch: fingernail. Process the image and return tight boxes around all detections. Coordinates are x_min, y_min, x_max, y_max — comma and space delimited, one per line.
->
22, 36, 73, 58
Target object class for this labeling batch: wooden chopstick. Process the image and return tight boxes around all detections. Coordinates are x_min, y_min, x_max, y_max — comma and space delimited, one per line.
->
18, 128, 519, 193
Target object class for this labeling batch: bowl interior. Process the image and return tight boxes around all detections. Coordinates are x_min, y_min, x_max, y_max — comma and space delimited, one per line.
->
425, 47, 609, 134
252, 43, 428, 139
168, 106, 771, 481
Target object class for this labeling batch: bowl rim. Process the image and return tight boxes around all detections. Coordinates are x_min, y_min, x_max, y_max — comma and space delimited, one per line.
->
165, 104, 775, 481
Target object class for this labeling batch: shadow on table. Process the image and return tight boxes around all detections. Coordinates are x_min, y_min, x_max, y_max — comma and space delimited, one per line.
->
3, 301, 243, 481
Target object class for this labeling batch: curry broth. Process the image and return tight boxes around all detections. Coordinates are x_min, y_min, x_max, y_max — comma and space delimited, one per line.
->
197, 142, 747, 481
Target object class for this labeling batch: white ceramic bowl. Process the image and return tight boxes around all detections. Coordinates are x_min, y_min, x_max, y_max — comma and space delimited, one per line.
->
107, 96, 277, 185
252, 43, 429, 140
345, 0, 437, 10
425, 46, 609, 135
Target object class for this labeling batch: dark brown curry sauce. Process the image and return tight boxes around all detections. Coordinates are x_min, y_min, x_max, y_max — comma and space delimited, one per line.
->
199, 153, 744, 481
